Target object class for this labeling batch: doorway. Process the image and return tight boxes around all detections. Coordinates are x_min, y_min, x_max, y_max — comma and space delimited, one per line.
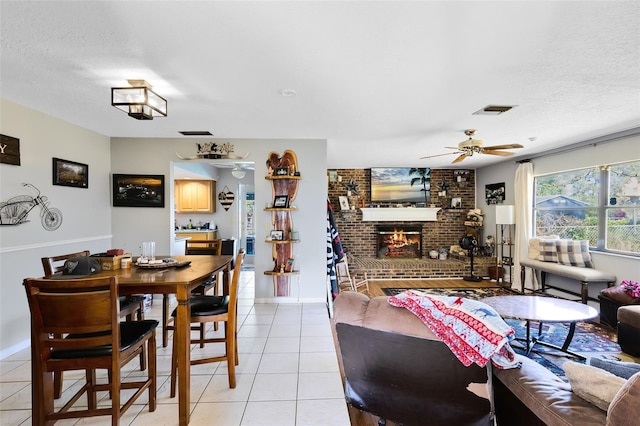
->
239, 184, 255, 266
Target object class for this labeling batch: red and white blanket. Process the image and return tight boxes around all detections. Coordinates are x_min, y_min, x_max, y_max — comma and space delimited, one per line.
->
388, 290, 520, 369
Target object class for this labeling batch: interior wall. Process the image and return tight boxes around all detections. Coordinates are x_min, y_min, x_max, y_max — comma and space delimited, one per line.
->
111, 138, 328, 304
476, 132, 640, 291
0, 99, 112, 357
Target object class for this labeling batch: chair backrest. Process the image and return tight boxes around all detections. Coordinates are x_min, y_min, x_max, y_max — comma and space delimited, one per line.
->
41, 250, 91, 276
335, 260, 354, 291
185, 239, 222, 256
228, 249, 246, 315
23, 276, 120, 364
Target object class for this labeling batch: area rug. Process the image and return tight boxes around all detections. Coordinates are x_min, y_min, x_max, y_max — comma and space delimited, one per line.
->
382, 287, 518, 299
381, 287, 622, 381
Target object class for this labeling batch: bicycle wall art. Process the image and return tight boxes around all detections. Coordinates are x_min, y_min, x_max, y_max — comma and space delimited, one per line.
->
0, 183, 63, 230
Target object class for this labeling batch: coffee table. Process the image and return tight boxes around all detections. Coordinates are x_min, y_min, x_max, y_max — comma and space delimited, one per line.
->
482, 295, 598, 360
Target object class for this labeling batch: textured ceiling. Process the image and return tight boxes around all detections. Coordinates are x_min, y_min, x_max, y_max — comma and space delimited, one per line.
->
1, 1, 639, 169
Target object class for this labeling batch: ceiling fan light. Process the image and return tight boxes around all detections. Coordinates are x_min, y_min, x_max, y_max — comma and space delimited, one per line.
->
231, 168, 246, 179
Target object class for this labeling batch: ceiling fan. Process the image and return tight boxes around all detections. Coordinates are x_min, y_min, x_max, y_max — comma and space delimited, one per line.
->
421, 129, 524, 164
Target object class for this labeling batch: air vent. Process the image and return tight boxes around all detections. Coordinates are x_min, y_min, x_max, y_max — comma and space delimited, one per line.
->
179, 131, 213, 136
473, 105, 516, 115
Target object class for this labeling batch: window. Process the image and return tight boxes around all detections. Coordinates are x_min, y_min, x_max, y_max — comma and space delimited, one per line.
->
534, 160, 640, 256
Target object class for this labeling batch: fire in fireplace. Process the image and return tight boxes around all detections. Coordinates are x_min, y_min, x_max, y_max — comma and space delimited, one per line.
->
377, 226, 422, 258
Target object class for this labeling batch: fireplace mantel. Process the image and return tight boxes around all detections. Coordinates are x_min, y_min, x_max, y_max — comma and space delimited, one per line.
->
360, 207, 441, 222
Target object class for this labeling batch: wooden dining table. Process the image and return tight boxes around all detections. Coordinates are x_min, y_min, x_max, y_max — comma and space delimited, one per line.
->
30, 254, 233, 426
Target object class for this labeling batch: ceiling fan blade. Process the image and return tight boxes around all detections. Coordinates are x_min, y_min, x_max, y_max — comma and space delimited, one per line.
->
420, 151, 461, 160
483, 144, 524, 150
452, 153, 468, 163
483, 149, 516, 157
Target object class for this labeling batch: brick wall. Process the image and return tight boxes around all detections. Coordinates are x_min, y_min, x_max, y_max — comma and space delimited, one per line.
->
328, 168, 477, 258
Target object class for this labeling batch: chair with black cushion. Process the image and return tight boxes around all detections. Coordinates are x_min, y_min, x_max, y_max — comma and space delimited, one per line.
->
24, 276, 157, 425
170, 249, 245, 394
162, 239, 223, 347
41, 251, 147, 399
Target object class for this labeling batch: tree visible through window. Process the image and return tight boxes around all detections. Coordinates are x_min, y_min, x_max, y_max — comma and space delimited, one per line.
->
534, 160, 640, 256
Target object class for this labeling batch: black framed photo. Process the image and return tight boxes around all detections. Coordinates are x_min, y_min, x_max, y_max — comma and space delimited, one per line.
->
485, 182, 506, 205
52, 158, 88, 188
274, 167, 289, 176
113, 174, 165, 207
273, 195, 289, 208
270, 230, 283, 241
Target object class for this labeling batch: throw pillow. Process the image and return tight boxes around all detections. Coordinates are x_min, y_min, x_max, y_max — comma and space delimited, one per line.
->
589, 357, 640, 380
538, 239, 560, 262
529, 235, 560, 260
563, 361, 626, 411
555, 239, 594, 268
607, 372, 640, 426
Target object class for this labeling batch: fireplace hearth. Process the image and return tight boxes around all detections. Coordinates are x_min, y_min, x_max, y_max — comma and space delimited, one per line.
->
377, 225, 422, 258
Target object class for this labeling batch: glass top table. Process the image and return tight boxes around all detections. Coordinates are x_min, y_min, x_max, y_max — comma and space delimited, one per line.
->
482, 295, 598, 359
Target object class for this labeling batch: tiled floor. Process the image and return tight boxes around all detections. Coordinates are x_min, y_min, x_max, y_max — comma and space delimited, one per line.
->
0, 270, 351, 425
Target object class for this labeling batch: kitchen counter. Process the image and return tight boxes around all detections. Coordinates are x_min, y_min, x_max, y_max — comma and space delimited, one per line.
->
175, 230, 218, 241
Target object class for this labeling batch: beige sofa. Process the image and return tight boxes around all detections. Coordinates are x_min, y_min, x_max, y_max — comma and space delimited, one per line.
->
333, 292, 640, 426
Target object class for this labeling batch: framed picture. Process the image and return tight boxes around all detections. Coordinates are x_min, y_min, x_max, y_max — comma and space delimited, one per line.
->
113, 174, 165, 207
285, 258, 295, 272
485, 182, 505, 205
273, 195, 289, 208
338, 195, 350, 211
328, 170, 338, 182
52, 158, 88, 188
450, 197, 462, 209
274, 167, 289, 176
454, 169, 471, 183
270, 230, 283, 241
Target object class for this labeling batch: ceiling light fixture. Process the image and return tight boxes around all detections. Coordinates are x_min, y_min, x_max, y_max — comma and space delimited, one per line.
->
111, 80, 167, 120
231, 167, 246, 179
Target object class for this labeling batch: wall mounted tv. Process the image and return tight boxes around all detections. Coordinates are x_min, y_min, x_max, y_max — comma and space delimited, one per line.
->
370, 167, 431, 203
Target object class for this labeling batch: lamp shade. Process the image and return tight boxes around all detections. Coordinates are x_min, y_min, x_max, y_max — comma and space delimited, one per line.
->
495, 205, 515, 224
111, 81, 167, 120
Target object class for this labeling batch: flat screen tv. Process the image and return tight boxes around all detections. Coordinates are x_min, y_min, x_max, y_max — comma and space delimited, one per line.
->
370, 167, 431, 203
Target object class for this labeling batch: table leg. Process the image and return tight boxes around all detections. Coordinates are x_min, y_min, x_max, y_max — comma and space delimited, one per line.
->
175, 288, 191, 426
530, 321, 586, 360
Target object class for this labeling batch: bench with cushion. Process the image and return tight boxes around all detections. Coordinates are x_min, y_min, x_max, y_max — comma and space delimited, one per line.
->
521, 238, 616, 304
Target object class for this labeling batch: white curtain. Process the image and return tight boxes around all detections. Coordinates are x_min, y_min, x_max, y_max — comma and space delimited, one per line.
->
514, 162, 537, 291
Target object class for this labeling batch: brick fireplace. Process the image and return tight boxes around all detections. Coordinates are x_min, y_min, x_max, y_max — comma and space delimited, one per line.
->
328, 168, 497, 279
376, 225, 422, 258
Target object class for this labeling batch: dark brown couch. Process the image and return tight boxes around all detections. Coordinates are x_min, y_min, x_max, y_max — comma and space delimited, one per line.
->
333, 292, 494, 426
333, 292, 640, 426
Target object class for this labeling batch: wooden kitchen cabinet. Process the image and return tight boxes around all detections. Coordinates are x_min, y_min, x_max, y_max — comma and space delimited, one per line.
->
175, 180, 216, 213
175, 230, 218, 241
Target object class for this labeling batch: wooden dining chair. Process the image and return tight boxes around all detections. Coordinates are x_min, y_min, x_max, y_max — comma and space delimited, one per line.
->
162, 239, 223, 347
24, 276, 158, 425
170, 249, 245, 393
41, 250, 148, 399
